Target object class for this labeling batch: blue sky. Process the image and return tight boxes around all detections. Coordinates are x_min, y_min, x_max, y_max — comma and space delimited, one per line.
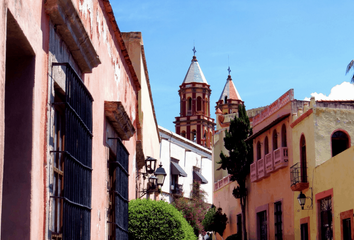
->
112, 0, 354, 132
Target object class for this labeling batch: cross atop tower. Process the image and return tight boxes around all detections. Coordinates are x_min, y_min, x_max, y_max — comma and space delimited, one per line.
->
192, 47, 197, 56
228, 66, 231, 75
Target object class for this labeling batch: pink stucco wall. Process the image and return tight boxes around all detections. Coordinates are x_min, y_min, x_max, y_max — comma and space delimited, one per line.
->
0, 0, 144, 239
213, 100, 295, 240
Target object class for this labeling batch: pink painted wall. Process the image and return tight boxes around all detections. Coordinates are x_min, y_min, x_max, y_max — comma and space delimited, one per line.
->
0, 1, 49, 239
0, 0, 147, 239
247, 103, 295, 240
213, 100, 296, 240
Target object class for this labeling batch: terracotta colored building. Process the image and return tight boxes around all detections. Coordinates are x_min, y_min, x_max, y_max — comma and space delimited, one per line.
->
0, 1, 159, 239
174, 53, 215, 149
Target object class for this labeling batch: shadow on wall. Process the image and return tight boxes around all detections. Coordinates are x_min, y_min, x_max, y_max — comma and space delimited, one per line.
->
1, 10, 35, 239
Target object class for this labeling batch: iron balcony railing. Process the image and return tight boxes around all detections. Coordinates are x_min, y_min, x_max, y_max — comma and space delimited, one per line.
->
290, 162, 308, 187
172, 184, 183, 195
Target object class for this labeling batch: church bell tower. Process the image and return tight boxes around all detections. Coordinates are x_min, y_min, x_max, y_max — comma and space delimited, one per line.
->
174, 49, 215, 149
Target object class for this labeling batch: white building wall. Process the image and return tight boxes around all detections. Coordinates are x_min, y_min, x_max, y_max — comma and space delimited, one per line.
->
159, 126, 213, 204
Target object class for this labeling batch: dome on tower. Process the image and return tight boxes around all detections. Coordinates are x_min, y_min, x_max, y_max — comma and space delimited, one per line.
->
219, 74, 242, 102
182, 56, 208, 84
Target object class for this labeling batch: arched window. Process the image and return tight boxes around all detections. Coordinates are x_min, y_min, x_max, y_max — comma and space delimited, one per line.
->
188, 98, 192, 111
273, 129, 278, 150
224, 96, 228, 104
257, 141, 261, 160
191, 130, 197, 142
281, 124, 287, 147
300, 135, 307, 182
264, 137, 269, 155
181, 131, 186, 138
331, 130, 349, 157
197, 97, 202, 111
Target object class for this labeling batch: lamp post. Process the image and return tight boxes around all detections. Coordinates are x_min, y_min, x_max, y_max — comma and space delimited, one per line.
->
139, 157, 166, 198
297, 191, 306, 210
297, 188, 313, 210
145, 156, 157, 174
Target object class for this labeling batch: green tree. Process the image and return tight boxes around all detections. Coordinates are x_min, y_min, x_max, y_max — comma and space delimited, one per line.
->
218, 104, 253, 240
129, 199, 196, 240
346, 60, 354, 82
202, 206, 228, 239
173, 181, 209, 237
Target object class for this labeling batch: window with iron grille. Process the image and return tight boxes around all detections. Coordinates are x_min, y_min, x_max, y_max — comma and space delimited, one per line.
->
107, 151, 116, 240
51, 63, 93, 240
274, 202, 283, 240
51, 93, 65, 240
107, 138, 129, 240
319, 196, 333, 240
257, 210, 267, 240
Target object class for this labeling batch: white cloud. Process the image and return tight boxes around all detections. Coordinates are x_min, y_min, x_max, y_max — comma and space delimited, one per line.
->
304, 82, 354, 101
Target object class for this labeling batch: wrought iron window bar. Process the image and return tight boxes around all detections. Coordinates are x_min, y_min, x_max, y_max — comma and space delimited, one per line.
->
106, 137, 129, 239
51, 62, 93, 240
290, 162, 308, 186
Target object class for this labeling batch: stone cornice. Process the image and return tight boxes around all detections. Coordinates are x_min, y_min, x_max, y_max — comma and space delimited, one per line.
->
104, 101, 135, 140
45, 0, 101, 73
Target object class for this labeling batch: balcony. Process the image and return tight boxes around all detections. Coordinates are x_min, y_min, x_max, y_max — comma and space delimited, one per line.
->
273, 147, 288, 169
171, 184, 183, 196
290, 162, 309, 191
257, 158, 268, 179
265, 152, 274, 174
250, 162, 258, 182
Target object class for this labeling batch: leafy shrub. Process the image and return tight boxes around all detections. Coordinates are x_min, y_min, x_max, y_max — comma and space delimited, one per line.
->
129, 199, 197, 240
173, 181, 209, 236
202, 207, 228, 237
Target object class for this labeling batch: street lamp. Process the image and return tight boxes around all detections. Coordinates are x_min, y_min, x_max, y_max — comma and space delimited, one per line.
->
148, 175, 158, 191
139, 158, 166, 198
154, 163, 167, 187
297, 191, 306, 210
297, 188, 313, 210
145, 156, 157, 174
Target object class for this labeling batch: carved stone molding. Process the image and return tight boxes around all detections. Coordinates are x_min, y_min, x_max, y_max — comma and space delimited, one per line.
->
104, 101, 135, 140
45, 0, 101, 73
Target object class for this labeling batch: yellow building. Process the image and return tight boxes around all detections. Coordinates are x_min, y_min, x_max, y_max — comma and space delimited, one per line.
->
291, 97, 354, 240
